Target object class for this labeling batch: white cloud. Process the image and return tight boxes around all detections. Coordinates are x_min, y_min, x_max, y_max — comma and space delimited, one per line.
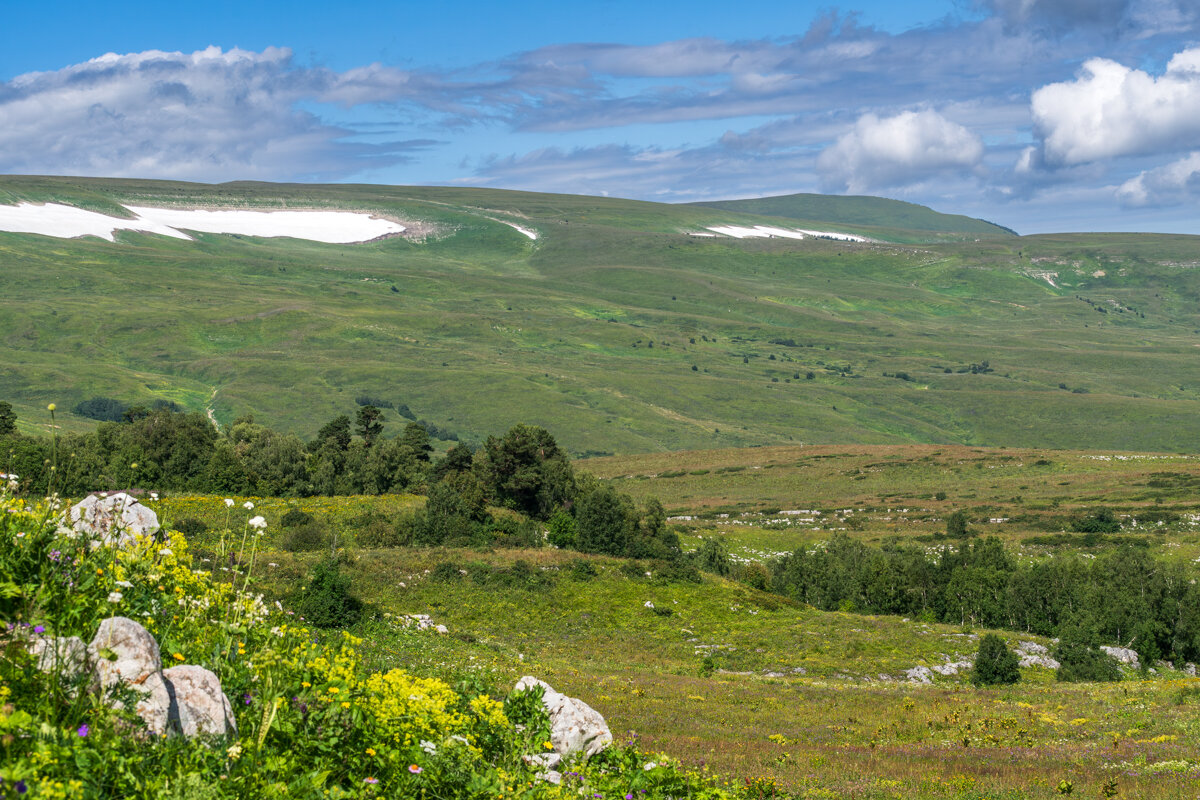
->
0, 46, 436, 181
1117, 152, 1200, 206
816, 110, 984, 193
1032, 48, 1200, 167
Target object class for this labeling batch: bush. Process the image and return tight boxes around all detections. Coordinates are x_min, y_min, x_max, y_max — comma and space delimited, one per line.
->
547, 509, 577, 548
1071, 508, 1121, 534
280, 507, 315, 528
972, 633, 1020, 686
694, 537, 732, 576
569, 558, 598, 580
291, 556, 365, 628
1054, 641, 1122, 682
280, 520, 331, 552
174, 517, 208, 538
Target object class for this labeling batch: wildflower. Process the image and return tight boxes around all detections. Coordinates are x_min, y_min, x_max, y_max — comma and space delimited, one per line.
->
33, 625, 44, 634
107, 591, 123, 604
365, 748, 376, 757
341, 701, 350, 709
224, 498, 234, 507
76, 724, 89, 737
150, 492, 158, 500
227, 743, 242, 760
243, 501, 254, 510
420, 740, 437, 754
248, 515, 267, 530
643, 762, 657, 770
328, 686, 340, 694
172, 653, 185, 662
408, 765, 423, 774
543, 740, 554, 750
364, 777, 379, 785
47, 403, 56, 412
116, 580, 133, 588
159, 548, 173, 556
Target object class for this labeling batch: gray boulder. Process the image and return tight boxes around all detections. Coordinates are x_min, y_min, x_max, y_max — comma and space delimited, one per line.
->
88, 617, 173, 735
70, 493, 159, 547
905, 666, 934, 684
514, 676, 613, 759
1100, 646, 1140, 669
30, 635, 89, 678
163, 665, 238, 738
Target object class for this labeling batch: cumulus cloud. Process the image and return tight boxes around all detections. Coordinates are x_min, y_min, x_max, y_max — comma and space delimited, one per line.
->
1032, 47, 1200, 167
816, 110, 984, 193
0, 46, 440, 181
1117, 152, 1200, 206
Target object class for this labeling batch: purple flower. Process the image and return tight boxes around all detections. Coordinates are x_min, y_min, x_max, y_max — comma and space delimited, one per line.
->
16, 780, 28, 794
243, 693, 253, 705
33, 625, 44, 634
77, 724, 90, 737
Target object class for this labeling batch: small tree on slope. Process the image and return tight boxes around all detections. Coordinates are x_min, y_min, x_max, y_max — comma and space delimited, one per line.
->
972, 633, 1021, 686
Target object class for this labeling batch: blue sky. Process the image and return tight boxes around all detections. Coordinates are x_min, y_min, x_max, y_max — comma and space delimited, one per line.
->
4, 0, 1200, 233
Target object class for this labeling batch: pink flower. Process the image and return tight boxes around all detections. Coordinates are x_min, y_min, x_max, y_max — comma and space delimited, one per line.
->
408, 765, 423, 774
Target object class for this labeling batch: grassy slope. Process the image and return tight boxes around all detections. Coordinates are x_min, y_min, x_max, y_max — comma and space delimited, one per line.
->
4, 177, 1200, 455
688, 193, 1017, 240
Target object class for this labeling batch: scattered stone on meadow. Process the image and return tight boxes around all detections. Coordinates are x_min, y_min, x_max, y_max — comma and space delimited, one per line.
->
69, 493, 159, 547
514, 676, 613, 759
523, 752, 563, 785
932, 658, 974, 676
162, 665, 238, 738
88, 616, 176, 735
905, 666, 933, 684
29, 635, 89, 678
1100, 646, 1140, 669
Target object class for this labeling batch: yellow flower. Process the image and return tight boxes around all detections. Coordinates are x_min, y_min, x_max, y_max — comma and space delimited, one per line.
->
47, 404, 56, 412
365, 748, 376, 757
341, 701, 350, 709
302, 682, 311, 688
328, 686, 340, 694
172, 653, 185, 662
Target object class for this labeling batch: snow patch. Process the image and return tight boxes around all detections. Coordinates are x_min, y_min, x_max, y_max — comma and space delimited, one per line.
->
706, 225, 867, 242
0, 202, 405, 244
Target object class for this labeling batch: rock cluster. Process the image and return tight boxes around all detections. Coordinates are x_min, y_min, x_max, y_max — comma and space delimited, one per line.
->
1100, 646, 1140, 669
514, 676, 612, 784
31, 617, 236, 739
1015, 641, 1060, 670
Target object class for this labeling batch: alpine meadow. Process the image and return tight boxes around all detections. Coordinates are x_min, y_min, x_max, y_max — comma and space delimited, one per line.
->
4, 170, 1200, 800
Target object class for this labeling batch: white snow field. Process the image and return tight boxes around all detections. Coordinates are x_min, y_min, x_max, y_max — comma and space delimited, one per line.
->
705, 224, 868, 242
0, 202, 405, 243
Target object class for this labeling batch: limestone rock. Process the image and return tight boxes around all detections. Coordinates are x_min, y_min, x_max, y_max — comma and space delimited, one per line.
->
88, 617, 174, 734
905, 666, 933, 684
30, 635, 88, 678
514, 676, 613, 759
163, 665, 238, 738
932, 659, 973, 676
1100, 646, 1140, 669
70, 493, 159, 547
1015, 642, 1060, 670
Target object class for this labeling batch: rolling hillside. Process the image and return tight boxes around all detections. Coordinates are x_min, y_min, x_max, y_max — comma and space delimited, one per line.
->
2, 176, 1200, 454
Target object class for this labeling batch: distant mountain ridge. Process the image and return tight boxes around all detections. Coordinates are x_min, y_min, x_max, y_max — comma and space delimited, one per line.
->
689, 193, 1017, 239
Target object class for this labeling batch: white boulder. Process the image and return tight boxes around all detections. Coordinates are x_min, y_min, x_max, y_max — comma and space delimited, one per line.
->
1100, 646, 1140, 669
30, 635, 89, 678
163, 665, 238, 738
905, 666, 933, 684
514, 676, 613, 759
70, 493, 159, 547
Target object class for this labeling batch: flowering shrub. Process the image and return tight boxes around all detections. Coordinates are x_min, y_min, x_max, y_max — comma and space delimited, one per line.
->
0, 484, 749, 799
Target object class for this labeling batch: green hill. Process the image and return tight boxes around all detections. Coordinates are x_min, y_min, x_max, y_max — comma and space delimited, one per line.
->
689, 192, 1017, 240
3, 176, 1200, 454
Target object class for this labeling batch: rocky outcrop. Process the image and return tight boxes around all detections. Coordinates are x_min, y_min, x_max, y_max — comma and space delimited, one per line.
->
1015, 641, 1060, 670
84, 617, 235, 738
163, 665, 238, 738
70, 493, 159, 547
1100, 646, 1140, 669
514, 676, 612, 765
905, 666, 934, 684
30, 635, 88, 678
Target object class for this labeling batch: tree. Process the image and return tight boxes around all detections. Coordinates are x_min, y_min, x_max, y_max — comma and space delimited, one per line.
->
574, 486, 632, 556
695, 537, 732, 576
0, 402, 14, 435
292, 557, 364, 628
476, 424, 575, 519
310, 415, 352, 452
947, 510, 970, 538
971, 633, 1020, 686
355, 405, 384, 446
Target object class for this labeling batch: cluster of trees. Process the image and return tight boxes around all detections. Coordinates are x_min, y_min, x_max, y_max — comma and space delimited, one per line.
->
0, 402, 679, 561
768, 533, 1200, 664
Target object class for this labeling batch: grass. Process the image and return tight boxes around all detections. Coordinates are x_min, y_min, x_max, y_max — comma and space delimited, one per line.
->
3, 177, 1200, 455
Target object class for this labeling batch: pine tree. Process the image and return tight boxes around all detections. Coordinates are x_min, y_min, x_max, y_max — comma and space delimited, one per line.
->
972, 633, 1020, 686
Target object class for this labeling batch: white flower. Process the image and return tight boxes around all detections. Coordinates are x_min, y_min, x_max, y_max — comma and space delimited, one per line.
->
420, 740, 437, 754
150, 492, 159, 501
107, 591, 123, 603
115, 580, 133, 588
224, 498, 234, 507
644, 762, 658, 771
644, 601, 655, 609
243, 501, 254, 510
158, 548, 173, 557
268, 562, 278, 568
248, 516, 267, 530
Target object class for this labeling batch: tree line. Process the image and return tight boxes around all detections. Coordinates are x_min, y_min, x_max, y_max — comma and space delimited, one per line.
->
762, 532, 1200, 665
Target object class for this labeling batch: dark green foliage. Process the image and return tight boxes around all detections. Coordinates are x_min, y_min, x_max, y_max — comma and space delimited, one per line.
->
280, 508, 315, 528
0, 402, 14, 435
1071, 508, 1121, 533
946, 510, 970, 538
575, 486, 632, 556
695, 537, 732, 576
292, 557, 364, 628
280, 521, 331, 552
71, 396, 129, 422
476, 424, 575, 520
422, 471, 489, 546
568, 558, 598, 580
309, 415, 352, 453
972, 634, 1020, 686
430, 561, 464, 582
432, 442, 474, 481
355, 405, 384, 446
1054, 633, 1122, 683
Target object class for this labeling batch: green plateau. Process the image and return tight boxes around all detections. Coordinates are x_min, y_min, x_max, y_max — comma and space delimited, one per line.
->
3, 175, 1199, 456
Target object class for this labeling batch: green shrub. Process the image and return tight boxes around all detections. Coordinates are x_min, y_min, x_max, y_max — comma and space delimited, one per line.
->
972, 633, 1020, 686
695, 537, 732, 576
547, 509, 577, 548
280, 507, 315, 528
291, 556, 365, 628
280, 520, 331, 552
569, 558, 598, 580
1054, 641, 1122, 682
